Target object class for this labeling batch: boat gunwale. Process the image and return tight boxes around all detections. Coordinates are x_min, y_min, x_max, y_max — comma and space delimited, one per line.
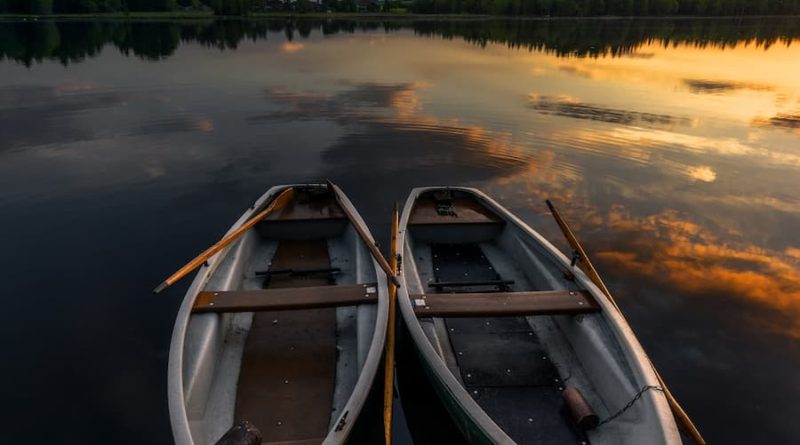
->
167, 183, 389, 445
395, 186, 679, 444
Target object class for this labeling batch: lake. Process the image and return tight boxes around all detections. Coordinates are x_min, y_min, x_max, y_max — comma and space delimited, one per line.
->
1, 17, 799, 444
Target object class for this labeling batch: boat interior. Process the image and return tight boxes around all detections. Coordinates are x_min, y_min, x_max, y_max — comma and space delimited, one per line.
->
181, 186, 381, 445
402, 189, 669, 445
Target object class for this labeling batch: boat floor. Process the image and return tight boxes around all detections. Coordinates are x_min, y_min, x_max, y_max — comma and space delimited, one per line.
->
431, 243, 584, 445
235, 239, 335, 443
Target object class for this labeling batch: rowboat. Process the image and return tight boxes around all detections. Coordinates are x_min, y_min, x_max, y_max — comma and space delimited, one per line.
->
167, 184, 388, 445
396, 187, 682, 445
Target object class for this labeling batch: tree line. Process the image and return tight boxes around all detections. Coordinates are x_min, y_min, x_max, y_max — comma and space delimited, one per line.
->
0, 1, 255, 14
411, 0, 800, 16
2, 17, 798, 66
1, 0, 800, 15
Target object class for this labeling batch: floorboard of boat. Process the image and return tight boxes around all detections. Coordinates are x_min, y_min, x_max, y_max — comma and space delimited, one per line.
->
235, 239, 336, 443
431, 243, 584, 445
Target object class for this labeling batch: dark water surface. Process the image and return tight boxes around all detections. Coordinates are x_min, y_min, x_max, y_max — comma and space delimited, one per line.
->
1, 17, 799, 444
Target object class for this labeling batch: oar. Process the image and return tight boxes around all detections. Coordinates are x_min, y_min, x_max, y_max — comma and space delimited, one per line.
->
326, 180, 400, 287
153, 187, 296, 294
545, 199, 707, 445
382, 204, 400, 445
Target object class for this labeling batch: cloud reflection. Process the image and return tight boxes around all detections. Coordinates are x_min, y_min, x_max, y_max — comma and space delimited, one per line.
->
128, 116, 214, 136
280, 42, 305, 54
686, 165, 717, 182
251, 81, 536, 199
557, 65, 593, 78
0, 85, 123, 151
601, 127, 800, 166
528, 94, 692, 128
752, 112, 800, 132
593, 207, 800, 338
683, 79, 774, 95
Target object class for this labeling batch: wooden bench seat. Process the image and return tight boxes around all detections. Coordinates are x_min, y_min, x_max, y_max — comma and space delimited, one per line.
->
410, 289, 600, 317
192, 283, 378, 313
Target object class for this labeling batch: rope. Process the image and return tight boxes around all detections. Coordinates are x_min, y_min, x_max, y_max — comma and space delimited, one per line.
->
599, 385, 664, 426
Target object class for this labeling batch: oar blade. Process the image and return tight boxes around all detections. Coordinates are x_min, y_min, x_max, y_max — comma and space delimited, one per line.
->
153, 281, 169, 294
154, 187, 295, 294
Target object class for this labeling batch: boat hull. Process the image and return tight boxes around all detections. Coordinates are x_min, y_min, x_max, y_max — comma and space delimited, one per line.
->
396, 186, 680, 445
167, 184, 389, 445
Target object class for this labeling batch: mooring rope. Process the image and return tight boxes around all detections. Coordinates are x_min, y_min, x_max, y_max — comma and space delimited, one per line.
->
599, 385, 664, 426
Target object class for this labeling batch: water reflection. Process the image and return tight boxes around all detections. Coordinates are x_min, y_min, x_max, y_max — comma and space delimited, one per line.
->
753, 112, 800, 131
255, 82, 532, 188
1, 17, 799, 445
683, 79, 773, 95
2, 17, 800, 66
584, 206, 800, 339
528, 93, 692, 128
0, 84, 124, 151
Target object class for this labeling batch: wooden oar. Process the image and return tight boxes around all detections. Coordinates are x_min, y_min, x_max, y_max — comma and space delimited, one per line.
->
545, 199, 707, 445
153, 187, 296, 294
383, 205, 399, 445
326, 180, 400, 287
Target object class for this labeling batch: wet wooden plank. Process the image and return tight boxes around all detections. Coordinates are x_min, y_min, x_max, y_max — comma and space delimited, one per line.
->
410, 290, 600, 317
192, 284, 378, 313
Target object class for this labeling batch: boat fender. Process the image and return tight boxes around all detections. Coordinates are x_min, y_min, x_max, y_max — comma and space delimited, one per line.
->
215, 420, 262, 445
562, 386, 599, 430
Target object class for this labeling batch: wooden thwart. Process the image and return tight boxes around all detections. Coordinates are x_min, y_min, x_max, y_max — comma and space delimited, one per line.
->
192, 283, 378, 313
411, 289, 600, 317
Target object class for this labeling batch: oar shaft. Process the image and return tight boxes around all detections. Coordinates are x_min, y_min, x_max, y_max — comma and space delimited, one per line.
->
383, 206, 399, 445
545, 200, 617, 310
153, 187, 295, 293
546, 199, 706, 445
327, 181, 400, 286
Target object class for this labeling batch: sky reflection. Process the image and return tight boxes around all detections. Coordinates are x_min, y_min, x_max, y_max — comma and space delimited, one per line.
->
0, 19, 799, 444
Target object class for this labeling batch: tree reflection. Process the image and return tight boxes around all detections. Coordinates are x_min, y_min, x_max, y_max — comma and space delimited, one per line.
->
0, 17, 799, 66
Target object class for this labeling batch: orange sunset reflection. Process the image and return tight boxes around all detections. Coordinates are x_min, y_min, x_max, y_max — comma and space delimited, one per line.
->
596, 208, 800, 338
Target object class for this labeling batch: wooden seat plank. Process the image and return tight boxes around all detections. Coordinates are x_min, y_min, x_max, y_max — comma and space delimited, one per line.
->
411, 289, 600, 317
192, 283, 378, 313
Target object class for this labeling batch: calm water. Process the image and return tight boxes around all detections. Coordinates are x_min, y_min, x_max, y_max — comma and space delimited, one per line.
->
1, 17, 799, 444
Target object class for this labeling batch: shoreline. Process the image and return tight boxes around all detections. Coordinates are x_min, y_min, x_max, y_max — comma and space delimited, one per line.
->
0, 11, 798, 21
